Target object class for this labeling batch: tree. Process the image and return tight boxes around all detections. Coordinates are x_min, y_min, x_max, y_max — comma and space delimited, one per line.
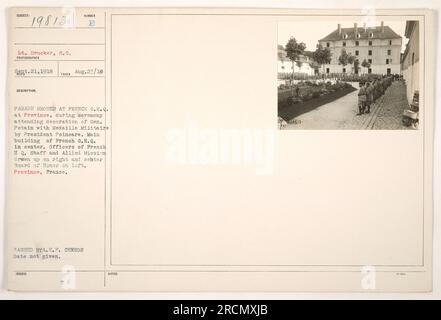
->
338, 49, 355, 73
361, 59, 371, 74
309, 61, 320, 75
285, 37, 306, 82
277, 45, 285, 60
312, 44, 332, 75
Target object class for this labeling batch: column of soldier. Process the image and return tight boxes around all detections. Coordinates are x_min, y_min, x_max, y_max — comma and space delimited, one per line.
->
357, 76, 393, 115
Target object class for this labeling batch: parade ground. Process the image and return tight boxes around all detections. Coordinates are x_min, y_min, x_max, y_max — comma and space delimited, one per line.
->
284, 80, 412, 130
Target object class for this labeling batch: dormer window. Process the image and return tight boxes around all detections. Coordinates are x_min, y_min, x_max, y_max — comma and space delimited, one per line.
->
343, 34, 348, 39
369, 32, 374, 38
356, 33, 361, 38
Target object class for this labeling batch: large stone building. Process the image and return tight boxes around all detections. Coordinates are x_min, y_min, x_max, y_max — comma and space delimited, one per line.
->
318, 22, 402, 75
401, 21, 419, 104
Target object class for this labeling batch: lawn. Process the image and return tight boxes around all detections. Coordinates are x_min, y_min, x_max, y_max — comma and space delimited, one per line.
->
278, 81, 357, 122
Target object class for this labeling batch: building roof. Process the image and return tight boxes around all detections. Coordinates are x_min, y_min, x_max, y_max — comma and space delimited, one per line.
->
320, 25, 402, 42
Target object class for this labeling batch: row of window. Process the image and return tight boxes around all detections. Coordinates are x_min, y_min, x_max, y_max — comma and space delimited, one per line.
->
341, 32, 377, 39
326, 40, 393, 47
335, 58, 392, 64
326, 67, 392, 74
352, 49, 392, 56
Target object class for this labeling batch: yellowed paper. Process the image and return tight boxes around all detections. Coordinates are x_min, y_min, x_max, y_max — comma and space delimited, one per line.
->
6, 7, 434, 292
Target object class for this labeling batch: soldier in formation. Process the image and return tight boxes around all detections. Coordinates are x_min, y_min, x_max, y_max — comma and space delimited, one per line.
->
357, 75, 393, 115
357, 82, 367, 115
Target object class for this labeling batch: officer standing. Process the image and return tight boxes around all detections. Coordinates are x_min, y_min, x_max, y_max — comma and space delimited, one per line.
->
373, 80, 379, 102
366, 82, 374, 114
357, 83, 367, 115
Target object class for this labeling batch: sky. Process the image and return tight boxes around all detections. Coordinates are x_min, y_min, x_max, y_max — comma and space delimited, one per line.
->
278, 20, 409, 53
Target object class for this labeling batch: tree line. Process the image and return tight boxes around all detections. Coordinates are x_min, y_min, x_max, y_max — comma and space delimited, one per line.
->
282, 37, 372, 78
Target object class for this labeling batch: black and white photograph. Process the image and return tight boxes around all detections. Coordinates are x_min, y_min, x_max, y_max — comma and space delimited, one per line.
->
278, 20, 420, 130
1, 4, 438, 299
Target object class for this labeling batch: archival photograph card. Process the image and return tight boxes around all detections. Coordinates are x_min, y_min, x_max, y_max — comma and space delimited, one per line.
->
6, 7, 434, 292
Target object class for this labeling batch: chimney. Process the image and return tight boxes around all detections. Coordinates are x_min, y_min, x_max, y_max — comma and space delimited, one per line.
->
363, 22, 367, 32
381, 21, 384, 33
354, 23, 358, 35
338, 24, 341, 35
